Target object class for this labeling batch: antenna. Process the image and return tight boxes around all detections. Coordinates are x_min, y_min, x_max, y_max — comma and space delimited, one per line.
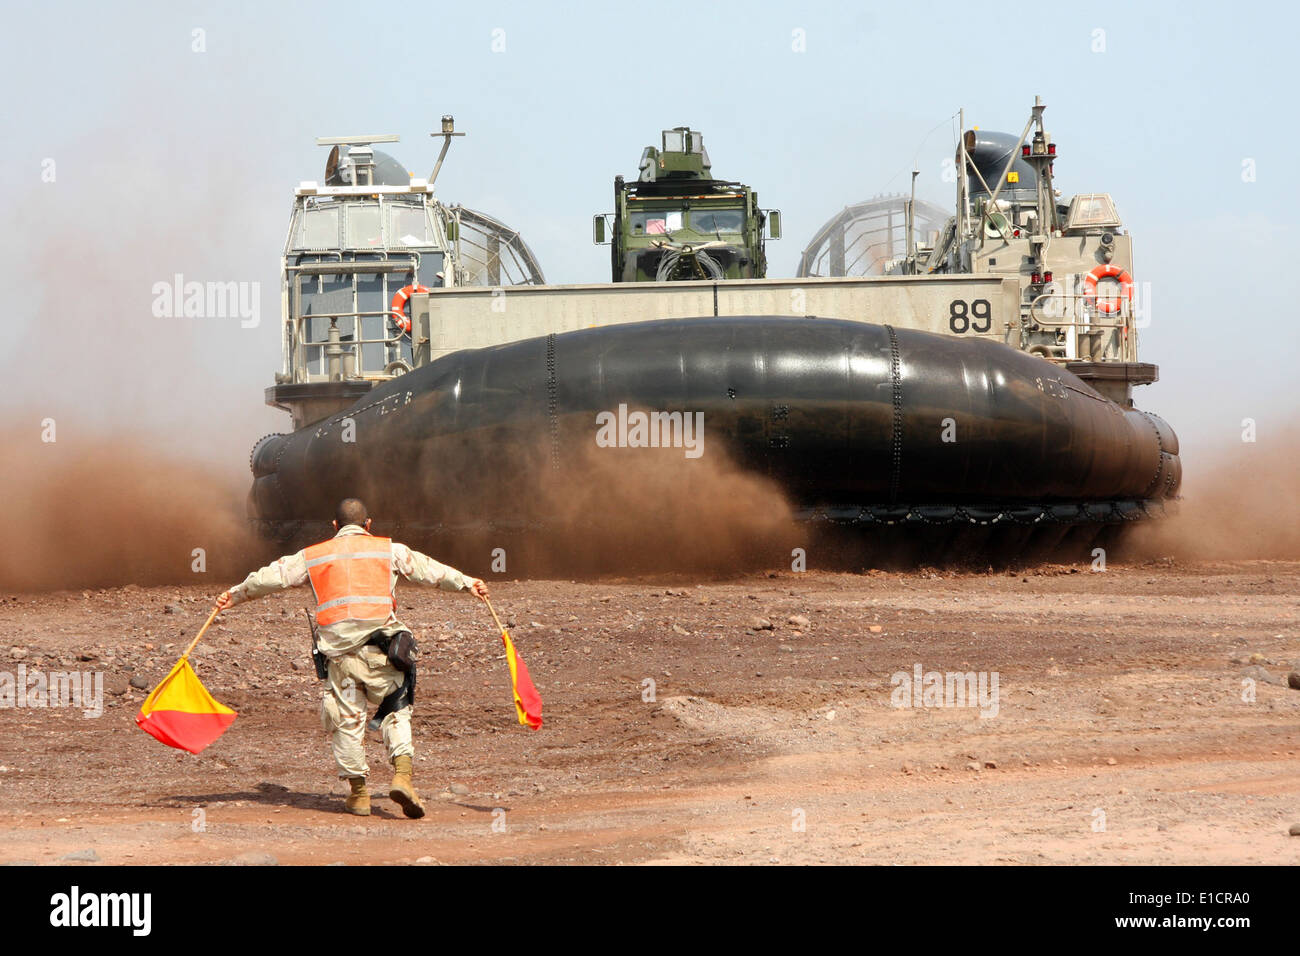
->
315, 135, 401, 146
906, 166, 919, 267
957, 108, 968, 246
317, 136, 400, 187
429, 115, 465, 187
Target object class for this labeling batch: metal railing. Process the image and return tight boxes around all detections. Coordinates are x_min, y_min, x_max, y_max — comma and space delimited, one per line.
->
1028, 291, 1136, 363
292, 309, 409, 382
286, 253, 424, 382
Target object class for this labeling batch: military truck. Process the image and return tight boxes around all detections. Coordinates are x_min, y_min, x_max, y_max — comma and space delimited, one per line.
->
592, 127, 780, 282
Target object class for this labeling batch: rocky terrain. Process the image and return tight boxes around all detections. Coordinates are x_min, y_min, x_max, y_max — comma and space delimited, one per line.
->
1, 558, 1298, 865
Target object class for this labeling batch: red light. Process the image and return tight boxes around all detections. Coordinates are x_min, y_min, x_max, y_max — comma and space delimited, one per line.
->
1021, 145, 1030, 156
1048, 143, 1057, 155
1044, 271, 1053, 283
1013, 229, 1021, 237
1031, 271, 1042, 284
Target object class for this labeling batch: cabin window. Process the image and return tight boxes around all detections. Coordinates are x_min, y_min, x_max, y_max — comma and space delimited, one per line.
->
345, 204, 383, 248
389, 204, 433, 246
1065, 193, 1122, 230
296, 206, 340, 249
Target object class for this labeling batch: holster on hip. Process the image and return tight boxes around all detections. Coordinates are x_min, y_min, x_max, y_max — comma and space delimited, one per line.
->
365, 628, 416, 673
386, 630, 416, 672
374, 667, 415, 722
367, 628, 417, 722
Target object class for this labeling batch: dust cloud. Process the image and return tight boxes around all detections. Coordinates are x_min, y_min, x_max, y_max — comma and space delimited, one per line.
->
527, 440, 798, 576
0, 429, 265, 592
9, 422, 1298, 591
391, 430, 800, 580
0, 423, 801, 591
1122, 428, 1300, 561
0, 118, 282, 592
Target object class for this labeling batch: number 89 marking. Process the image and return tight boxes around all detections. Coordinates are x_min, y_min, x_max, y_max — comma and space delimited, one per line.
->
948, 298, 992, 333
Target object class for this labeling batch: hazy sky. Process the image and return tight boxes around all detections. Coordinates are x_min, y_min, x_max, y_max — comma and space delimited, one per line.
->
1, 0, 1295, 475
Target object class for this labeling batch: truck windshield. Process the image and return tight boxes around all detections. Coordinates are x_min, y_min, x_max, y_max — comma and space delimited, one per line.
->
691, 209, 744, 233
629, 209, 684, 235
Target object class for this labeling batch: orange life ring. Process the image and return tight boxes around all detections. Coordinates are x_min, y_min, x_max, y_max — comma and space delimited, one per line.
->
1082, 264, 1133, 315
389, 284, 430, 333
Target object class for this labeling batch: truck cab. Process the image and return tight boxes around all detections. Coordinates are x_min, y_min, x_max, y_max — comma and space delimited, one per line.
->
594, 127, 779, 282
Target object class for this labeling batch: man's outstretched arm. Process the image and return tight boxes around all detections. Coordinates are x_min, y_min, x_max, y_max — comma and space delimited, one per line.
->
393, 544, 489, 600
214, 552, 309, 611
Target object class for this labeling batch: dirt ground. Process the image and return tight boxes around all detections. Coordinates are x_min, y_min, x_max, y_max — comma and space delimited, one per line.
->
1, 557, 1298, 866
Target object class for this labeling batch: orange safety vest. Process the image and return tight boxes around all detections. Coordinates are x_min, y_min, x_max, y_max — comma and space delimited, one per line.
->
303, 534, 395, 627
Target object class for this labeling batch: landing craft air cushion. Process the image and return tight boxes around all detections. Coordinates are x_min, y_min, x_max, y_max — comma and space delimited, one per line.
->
248, 102, 1181, 555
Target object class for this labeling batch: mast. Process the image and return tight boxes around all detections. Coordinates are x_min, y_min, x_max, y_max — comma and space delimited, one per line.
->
428, 115, 465, 187
906, 166, 919, 271
956, 108, 968, 251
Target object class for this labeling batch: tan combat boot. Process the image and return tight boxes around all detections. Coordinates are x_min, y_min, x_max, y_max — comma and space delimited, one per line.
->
389, 754, 425, 819
345, 776, 371, 816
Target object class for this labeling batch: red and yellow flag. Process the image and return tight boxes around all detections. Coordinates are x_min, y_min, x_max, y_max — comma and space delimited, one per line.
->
136, 657, 237, 754
501, 630, 543, 730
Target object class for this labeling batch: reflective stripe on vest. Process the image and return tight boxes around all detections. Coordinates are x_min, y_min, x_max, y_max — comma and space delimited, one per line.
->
303, 534, 395, 627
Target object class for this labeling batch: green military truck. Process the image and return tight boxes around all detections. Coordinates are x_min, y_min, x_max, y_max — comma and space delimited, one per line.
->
593, 127, 780, 282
